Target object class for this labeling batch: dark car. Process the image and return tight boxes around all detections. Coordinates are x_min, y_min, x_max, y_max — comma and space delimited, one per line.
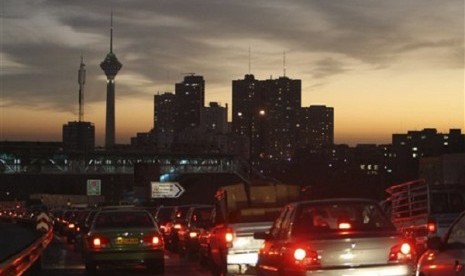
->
164, 205, 198, 251
82, 207, 165, 275
254, 198, 416, 276
65, 209, 91, 244
416, 210, 465, 276
178, 205, 215, 259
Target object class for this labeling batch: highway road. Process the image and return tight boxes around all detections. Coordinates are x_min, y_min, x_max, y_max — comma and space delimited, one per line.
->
38, 234, 211, 276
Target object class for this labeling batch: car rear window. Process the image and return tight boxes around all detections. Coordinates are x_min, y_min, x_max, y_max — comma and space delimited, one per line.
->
94, 211, 155, 229
292, 202, 395, 235
228, 207, 282, 223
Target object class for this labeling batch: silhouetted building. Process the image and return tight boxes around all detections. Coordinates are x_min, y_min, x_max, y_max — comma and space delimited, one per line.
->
298, 105, 334, 150
391, 128, 465, 182
232, 74, 302, 168
174, 75, 205, 135
154, 92, 176, 151
100, 13, 122, 149
62, 121, 95, 151
202, 102, 228, 134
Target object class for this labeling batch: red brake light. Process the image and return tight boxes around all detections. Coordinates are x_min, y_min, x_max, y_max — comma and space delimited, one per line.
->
152, 236, 160, 245
174, 223, 182, 230
93, 238, 101, 247
225, 232, 234, 243
291, 247, 320, 267
389, 242, 413, 262
189, 231, 198, 238
294, 248, 306, 260
427, 219, 437, 234
143, 234, 163, 247
338, 222, 352, 229
68, 223, 75, 229
91, 236, 109, 248
224, 228, 234, 248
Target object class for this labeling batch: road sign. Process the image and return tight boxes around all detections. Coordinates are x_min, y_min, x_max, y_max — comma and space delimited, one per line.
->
151, 182, 185, 198
87, 179, 101, 196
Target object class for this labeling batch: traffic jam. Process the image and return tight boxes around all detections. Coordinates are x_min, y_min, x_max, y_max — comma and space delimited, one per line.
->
2, 179, 464, 276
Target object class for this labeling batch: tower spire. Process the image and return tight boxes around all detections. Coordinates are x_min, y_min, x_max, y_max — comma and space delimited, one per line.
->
110, 10, 113, 53
78, 56, 86, 122
248, 45, 251, 74
283, 51, 286, 77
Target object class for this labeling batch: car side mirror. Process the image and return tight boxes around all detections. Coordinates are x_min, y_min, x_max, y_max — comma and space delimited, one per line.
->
426, 236, 443, 250
254, 231, 272, 240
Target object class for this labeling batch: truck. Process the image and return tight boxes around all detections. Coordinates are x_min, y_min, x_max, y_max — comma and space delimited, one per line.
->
206, 182, 300, 276
384, 178, 465, 254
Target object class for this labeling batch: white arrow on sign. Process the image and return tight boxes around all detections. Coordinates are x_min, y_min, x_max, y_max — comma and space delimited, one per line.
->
151, 182, 185, 198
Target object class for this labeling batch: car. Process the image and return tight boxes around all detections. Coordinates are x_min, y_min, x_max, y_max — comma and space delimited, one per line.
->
75, 209, 98, 253
178, 205, 215, 259
82, 207, 165, 275
416, 210, 465, 276
164, 204, 199, 251
254, 198, 416, 276
155, 205, 176, 234
65, 209, 91, 244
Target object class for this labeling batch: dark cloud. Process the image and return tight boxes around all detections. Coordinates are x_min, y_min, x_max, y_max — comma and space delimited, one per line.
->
2, 0, 463, 113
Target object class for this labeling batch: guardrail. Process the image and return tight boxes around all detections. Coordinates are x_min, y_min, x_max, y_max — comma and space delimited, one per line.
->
0, 217, 53, 276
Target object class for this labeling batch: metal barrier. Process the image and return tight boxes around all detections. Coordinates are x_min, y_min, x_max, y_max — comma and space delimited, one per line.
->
0, 218, 53, 276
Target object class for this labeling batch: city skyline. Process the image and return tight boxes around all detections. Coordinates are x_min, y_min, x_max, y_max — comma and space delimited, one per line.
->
1, 1, 464, 146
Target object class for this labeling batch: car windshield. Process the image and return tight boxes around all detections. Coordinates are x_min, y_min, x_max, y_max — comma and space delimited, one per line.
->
94, 211, 155, 229
292, 202, 395, 236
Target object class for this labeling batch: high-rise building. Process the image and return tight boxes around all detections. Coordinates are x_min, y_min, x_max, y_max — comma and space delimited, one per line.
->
261, 76, 301, 163
63, 121, 95, 151
100, 13, 122, 149
298, 105, 334, 149
232, 74, 302, 165
174, 75, 205, 134
154, 92, 176, 150
203, 102, 228, 134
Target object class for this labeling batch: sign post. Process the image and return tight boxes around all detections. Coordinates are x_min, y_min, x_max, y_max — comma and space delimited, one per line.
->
151, 182, 185, 198
87, 179, 101, 196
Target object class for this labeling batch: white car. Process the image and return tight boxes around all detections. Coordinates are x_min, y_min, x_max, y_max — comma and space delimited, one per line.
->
255, 198, 416, 276
416, 210, 465, 276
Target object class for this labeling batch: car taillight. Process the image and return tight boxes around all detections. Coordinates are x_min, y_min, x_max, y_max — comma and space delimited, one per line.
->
338, 222, 352, 229
225, 228, 234, 248
292, 247, 320, 267
389, 242, 413, 262
174, 223, 182, 230
143, 234, 163, 247
189, 231, 198, 238
68, 223, 75, 229
427, 218, 437, 234
91, 236, 110, 249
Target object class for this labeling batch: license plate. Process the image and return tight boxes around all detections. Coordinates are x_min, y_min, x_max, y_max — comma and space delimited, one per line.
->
116, 237, 139, 245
